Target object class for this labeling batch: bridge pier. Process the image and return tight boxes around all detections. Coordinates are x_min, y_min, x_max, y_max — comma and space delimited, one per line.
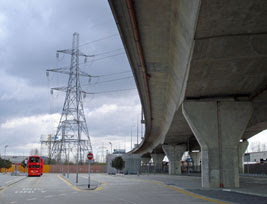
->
151, 153, 165, 173
141, 157, 151, 165
182, 101, 253, 188
238, 140, 248, 174
189, 151, 201, 171
162, 144, 186, 175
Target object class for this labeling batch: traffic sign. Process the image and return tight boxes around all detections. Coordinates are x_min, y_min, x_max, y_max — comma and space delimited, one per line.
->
87, 152, 93, 160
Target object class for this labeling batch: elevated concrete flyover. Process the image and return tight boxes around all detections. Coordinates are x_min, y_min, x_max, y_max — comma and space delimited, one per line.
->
108, 0, 267, 188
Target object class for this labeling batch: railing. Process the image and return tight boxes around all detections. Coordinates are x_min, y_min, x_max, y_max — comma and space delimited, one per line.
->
244, 163, 267, 175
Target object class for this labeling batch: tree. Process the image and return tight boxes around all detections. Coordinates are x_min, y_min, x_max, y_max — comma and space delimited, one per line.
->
111, 156, 125, 173
4, 159, 12, 169
0, 157, 12, 171
0, 157, 5, 169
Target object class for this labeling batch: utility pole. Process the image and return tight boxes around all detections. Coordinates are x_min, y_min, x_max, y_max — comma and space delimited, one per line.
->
137, 115, 139, 145
46, 33, 93, 183
131, 128, 132, 150
4, 145, 8, 174
109, 142, 112, 154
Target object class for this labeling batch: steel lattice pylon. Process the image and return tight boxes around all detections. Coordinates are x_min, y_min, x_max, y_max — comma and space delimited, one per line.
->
47, 32, 93, 163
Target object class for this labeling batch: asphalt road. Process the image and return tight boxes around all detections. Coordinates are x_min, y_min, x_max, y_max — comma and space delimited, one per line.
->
1, 173, 267, 204
0, 174, 26, 188
0, 173, 228, 204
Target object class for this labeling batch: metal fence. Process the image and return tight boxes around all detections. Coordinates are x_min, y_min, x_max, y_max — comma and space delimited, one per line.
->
140, 164, 168, 174
244, 163, 267, 175
140, 164, 201, 174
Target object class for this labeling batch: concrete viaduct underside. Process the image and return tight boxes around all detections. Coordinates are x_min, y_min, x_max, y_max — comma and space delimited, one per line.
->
108, 0, 267, 188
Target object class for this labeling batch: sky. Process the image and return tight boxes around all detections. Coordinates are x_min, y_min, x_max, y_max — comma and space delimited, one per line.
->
0, 0, 266, 162
0, 0, 142, 161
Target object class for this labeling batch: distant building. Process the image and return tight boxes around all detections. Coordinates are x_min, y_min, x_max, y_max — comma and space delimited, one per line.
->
0, 156, 28, 164
113, 149, 126, 154
244, 151, 267, 163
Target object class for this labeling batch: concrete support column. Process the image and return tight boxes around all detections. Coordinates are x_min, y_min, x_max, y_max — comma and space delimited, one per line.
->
182, 101, 253, 188
190, 152, 201, 165
238, 140, 248, 174
141, 157, 151, 165
190, 152, 201, 172
151, 153, 165, 173
162, 145, 186, 175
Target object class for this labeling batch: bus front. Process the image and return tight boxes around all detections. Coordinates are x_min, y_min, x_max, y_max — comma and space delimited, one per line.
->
28, 156, 42, 176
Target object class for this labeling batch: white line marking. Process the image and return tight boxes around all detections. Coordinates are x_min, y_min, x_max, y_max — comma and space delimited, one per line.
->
27, 198, 37, 201
59, 193, 66, 196
44, 195, 53, 198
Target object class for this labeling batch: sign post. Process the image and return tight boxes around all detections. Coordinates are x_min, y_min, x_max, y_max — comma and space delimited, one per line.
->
87, 152, 93, 188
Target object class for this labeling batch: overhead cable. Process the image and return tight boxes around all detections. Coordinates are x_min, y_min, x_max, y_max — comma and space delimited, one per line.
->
79, 33, 119, 47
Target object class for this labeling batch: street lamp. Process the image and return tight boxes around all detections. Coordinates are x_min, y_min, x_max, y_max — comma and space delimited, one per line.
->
109, 142, 112, 154
4, 145, 8, 174
4, 145, 8, 158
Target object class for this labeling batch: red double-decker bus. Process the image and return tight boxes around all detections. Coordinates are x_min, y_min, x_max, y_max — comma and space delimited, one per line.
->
27, 156, 43, 177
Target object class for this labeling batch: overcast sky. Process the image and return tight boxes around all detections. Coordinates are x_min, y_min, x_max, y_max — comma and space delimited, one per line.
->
0, 0, 266, 161
0, 0, 142, 161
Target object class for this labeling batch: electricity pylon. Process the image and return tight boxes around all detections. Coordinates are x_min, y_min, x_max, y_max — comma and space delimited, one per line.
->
46, 32, 93, 163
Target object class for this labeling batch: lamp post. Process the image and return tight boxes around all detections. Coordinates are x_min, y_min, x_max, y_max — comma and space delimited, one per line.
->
4, 145, 8, 174
130, 127, 132, 150
109, 142, 112, 154
4, 145, 8, 157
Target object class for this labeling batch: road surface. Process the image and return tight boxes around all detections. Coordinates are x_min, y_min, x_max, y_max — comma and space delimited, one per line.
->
1, 173, 266, 204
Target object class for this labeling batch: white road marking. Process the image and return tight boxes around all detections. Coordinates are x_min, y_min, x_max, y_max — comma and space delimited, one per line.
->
27, 198, 37, 201
16, 190, 35, 194
16, 188, 42, 194
59, 193, 66, 196
44, 195, 53, 198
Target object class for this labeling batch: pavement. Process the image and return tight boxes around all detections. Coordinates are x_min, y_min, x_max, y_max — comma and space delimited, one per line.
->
0, 173, 266, 204
134, 173, 267, 204
0, 173, 27, 190
58, 172, 100, 190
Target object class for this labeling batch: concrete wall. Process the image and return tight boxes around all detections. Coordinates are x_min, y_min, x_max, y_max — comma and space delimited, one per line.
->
49, 164, 106, 173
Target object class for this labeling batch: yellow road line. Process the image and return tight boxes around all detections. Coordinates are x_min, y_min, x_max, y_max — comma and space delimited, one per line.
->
57, 175, 81, 191
150, 180, 229, 204
80, 176, 105, 191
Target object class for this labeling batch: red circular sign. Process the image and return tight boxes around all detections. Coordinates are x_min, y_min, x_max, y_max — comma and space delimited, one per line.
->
87, 152, 93, 160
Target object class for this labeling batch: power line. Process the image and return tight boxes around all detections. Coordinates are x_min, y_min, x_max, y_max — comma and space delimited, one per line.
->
98, 70, 131, 77
94, 48, 124, 56
83, 76, 133, 86
79, 33, 119, 47
88, 52, 125, 62
83, 88, 136, 95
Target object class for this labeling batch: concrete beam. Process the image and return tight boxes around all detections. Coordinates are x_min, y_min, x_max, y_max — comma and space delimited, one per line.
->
182, 101, 253, 188
162, 145, 186, 175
